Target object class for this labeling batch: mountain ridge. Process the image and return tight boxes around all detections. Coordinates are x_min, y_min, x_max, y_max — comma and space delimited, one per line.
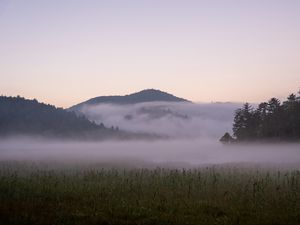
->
0, 95, 108, 138
69, 89, 190, 111
0, 95, 165, 140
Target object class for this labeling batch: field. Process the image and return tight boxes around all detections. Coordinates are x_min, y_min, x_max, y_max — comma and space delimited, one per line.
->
0, 161, 300, 225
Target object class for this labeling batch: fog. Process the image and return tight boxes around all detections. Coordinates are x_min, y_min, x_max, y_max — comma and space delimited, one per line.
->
78, 102, 242, 139
1, 102, 299, 168
1, 138, 300, 168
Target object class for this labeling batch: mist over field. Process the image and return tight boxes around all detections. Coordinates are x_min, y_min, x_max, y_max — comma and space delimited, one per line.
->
1, 138, 300, 168
77, 102, 242, 139
1, 101, 300, 167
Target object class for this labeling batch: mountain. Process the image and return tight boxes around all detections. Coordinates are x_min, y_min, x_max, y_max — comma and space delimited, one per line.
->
69, 89, 190, 111
0, 95, 164, 140
0, 96, 124, 139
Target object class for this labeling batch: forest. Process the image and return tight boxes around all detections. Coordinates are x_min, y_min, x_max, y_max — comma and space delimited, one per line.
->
0, 96, 114, 139
222, 90, 300, 142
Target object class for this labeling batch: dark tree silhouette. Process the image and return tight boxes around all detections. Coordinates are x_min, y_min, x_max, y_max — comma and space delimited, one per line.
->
219, 132, 235, 144
0, 96, 115, 139
233, 103, 258, 140
221, 89, 300, 142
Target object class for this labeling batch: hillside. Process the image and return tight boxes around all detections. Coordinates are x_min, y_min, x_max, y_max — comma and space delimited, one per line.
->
69, 89, 190, 111
0, 96, 121, 139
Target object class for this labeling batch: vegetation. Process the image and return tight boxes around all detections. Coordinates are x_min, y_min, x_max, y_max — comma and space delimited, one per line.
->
0, 95, 168, 140
219, 132, 235, 144
223, 90, 300, 142
0, 95, 116, 139
0, 161, 300, 225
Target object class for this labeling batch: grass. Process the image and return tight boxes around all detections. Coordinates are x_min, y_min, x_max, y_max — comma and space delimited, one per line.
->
0, 161, 300, 225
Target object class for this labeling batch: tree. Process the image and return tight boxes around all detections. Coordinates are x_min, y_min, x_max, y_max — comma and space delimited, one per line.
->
232, 103, 257, 140
267, 98, 281, 114
255, 102, 268, 138
219, 132, 235, 144
284, 93, 300, 138
229, 89, 300, 142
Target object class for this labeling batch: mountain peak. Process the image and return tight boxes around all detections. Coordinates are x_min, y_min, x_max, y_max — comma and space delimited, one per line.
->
127, 89, 189, 102
70, 89, 190, 110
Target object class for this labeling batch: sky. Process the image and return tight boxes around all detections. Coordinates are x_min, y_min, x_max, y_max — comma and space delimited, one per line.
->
0, 0, 299, 108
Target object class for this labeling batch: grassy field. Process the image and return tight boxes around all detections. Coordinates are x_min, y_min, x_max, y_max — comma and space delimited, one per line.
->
0, 161, 300, 225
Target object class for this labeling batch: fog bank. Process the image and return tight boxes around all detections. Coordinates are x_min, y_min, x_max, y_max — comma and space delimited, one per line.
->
1, 102, 299, 168
1, 138, 300, 167
77, 102, 242, 139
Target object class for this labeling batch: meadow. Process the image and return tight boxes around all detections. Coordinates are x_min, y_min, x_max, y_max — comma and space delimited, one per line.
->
0, 161, 300, 225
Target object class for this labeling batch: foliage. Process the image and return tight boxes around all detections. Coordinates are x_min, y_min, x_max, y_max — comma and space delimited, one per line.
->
231, 90, 300, 141
0, 96, 118, 139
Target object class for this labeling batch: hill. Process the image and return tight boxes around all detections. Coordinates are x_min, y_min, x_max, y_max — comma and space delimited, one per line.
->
69, 89, 190, 111
0, 96, 124, 139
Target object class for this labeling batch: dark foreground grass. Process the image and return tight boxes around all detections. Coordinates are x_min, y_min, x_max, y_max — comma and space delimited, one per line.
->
0, 161, 300, 225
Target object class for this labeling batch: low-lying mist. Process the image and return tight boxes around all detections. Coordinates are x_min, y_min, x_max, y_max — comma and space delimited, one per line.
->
77, 102, 242, 139
1, 138, 300, 168
1, 102, 299, 168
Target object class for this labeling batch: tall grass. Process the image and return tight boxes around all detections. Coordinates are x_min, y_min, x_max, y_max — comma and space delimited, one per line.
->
0, 161, 300, 225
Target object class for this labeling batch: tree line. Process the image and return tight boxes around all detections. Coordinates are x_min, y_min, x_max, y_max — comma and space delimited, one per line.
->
0, 95, 162, 141
220, 90, 300, 142
0, 96, 114, 138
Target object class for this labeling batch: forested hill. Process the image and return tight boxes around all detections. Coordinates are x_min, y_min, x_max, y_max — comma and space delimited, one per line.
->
69, 89, 190, 111
0, 96, 120, 139
221, 90, 300, 142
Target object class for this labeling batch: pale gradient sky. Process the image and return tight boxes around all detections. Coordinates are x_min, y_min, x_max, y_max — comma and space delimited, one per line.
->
0, 0, 300, 107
